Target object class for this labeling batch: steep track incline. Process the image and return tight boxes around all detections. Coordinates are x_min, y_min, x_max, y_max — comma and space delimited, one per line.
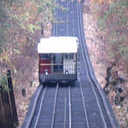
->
22, 0, 119, 128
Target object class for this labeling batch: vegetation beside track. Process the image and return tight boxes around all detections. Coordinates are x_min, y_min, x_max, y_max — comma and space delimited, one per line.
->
0, 0, 56, 127
83, 0, 128, 127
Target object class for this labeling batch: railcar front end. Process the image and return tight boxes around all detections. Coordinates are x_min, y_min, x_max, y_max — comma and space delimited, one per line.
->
37, 36, 79, 84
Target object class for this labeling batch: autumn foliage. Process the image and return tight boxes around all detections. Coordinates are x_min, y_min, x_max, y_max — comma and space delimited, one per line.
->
93, 0, 128, 73
0, 0, 56, 86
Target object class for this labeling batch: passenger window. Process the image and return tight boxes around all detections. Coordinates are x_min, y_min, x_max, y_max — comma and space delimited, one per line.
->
40, 54, 51, 59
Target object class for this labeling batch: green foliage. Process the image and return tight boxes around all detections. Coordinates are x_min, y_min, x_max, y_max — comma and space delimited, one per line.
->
0, 27, 6, 49
0, 0, 57, 93
28, 24, 40, 33
0, 2, 8, 53
8, 0, 57, 34
97, 0, 128, 64
37, 0, 57, 25
119, 46, 128, 59
0, 0, 57, 55
97, 16, 106, 30
0, 74, 9, 92
98, 0, 128, 29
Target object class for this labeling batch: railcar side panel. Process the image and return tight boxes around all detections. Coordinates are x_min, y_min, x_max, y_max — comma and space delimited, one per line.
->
39, 54, 51, 74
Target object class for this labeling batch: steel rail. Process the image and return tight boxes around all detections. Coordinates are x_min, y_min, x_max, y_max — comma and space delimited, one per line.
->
23, 85, 44, 128
50, 83, 59, 128
64, 87, 67, 128
51, 0, 65, 126
71, 0, 75, 37
51, 0, 67, 126
66, 1, 72, 128
33, 86, 47, 128
52, 0, 115, 127
69, 1, 90, 128
79, 3, 119, 128
79, 43, 108, 127
68, 86, 72, 128
55, 1, 69, 128
52, 0, 58, 35
66, 0, 69, 36
76, 2, 108, 128
53, 0, 114, 127
79, 82, 90, 128
77, 2, 119, 128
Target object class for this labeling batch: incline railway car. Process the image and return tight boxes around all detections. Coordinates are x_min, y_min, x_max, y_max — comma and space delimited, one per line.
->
38, 36, 79, 84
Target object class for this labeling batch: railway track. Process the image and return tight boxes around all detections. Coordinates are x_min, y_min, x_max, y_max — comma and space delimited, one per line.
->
76, 2, 119, 128
22, 83, 92, 128
22, 0, 119, 128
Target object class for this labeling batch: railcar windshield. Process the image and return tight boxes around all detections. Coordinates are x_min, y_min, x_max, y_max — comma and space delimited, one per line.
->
39, 53, 77, 74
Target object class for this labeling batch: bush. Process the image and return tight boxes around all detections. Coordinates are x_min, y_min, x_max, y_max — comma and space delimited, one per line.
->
97, 0, 128, 72
0, 74, 9, 91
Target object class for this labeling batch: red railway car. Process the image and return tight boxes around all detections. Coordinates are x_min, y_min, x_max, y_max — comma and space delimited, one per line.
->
38, 36, 79, 84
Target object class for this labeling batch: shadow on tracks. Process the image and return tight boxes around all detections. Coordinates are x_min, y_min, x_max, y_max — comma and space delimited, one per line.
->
43, 80, 78, 88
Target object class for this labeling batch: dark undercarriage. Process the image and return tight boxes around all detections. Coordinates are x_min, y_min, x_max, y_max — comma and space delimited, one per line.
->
39, 73, 77, 84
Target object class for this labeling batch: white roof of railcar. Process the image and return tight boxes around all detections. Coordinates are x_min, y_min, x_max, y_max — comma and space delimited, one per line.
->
38, 36, 78, 53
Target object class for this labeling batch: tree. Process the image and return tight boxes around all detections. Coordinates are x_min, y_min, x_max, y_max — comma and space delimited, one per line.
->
0, 0, 57, 87
97, 0, 128, 72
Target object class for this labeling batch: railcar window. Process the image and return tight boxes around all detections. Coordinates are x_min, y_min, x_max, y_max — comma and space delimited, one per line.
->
53, 54, 63, 73
39, 54, 51, 59
64, 54, 74, 59
69, 54, 74, 59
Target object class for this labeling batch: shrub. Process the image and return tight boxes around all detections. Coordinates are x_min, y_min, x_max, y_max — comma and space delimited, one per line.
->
97, 0, 128, 72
